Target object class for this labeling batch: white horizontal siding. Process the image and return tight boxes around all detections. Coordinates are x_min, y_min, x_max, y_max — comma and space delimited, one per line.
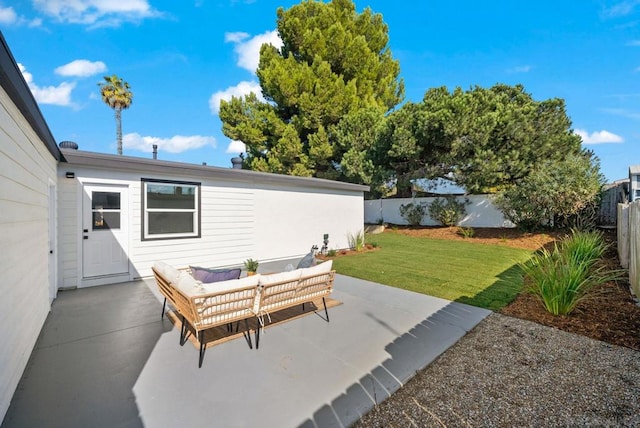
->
133, 183, 256, 274
0, 87, 57, 421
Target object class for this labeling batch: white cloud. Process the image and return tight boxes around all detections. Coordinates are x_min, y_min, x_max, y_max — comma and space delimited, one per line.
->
123, 133, 216, 153
602, 107, 640, 119
209, 80, 264, 114
603, 0, 640, 18
32, 0, 162, 27
28, 17, 42, 27
0, 5, 42, 26
225, 29, 282, 73
575, 128, 624, 144
55, 59, 107, 77
0, 6, 17, 24
224, 31, 249, 43
226, 140, 246, 154
18, 63, 75, 106
507, 65, 532, 73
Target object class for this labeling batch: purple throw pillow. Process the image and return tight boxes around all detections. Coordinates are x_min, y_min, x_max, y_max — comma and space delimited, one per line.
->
190, 266, 241, 283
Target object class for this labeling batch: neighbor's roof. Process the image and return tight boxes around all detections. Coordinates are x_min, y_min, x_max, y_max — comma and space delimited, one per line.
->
630, 165, 640, 175
0, 32, 60, 161
61, 149, 370, 193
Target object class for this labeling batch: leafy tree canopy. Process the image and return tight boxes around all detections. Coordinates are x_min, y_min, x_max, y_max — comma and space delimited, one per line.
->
373, 84, 583, 196
219, 0, 404, 179
495, 151, 605, 230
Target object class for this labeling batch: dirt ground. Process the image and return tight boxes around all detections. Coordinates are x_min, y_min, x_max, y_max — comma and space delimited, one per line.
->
382, 226, 640, 351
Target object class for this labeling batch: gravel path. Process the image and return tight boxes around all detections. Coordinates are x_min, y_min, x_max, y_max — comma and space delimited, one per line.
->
355, 313, 640, 427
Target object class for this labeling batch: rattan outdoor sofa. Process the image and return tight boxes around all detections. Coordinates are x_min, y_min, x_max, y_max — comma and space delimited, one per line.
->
152, 260, 335, 367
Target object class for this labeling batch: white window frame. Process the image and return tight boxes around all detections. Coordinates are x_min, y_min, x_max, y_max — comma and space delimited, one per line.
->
142, 178, 201, 241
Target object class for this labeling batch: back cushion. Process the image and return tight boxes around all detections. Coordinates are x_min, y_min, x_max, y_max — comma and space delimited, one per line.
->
190, 266, 241, 283
259, 269, 302, 287
300, 260, 333, 278
153, 261, 181, 284
201, 274, 261, 295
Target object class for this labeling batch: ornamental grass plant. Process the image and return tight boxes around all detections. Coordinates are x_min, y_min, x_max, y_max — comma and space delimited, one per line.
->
521, 230, 618, 316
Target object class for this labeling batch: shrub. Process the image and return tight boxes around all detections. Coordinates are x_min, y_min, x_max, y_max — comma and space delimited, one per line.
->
560, 229, 607, 269
399, 202, 427, 226
428, 196, 468, 226
327, 249, 337, 257
495, 152, 604, 230
457, 227, 475, 238
520, 230, 617, 315
347, 230, 365, 251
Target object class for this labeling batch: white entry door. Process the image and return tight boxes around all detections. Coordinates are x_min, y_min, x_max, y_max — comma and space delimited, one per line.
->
82, 184, 129, 278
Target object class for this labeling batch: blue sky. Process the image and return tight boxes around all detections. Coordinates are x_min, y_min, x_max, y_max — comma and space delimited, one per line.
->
2, 0, 638, 182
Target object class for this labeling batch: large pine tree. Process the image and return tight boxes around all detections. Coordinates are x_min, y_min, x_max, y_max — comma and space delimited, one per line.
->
219, 0, 403, 179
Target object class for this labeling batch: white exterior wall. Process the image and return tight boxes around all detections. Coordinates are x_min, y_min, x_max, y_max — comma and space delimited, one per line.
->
0, 86, 57, 420
364, 195, 514, 228
58, 165, 365, 286
254, 184, 364, 261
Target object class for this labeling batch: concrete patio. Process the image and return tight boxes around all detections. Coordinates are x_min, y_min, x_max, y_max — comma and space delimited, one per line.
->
2, 264, 490, 428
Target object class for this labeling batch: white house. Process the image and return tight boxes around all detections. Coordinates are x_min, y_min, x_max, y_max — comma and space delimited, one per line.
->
630, 165, 640, 202
0, 33, 61, 421
0, 32, 368, 422
58, 148, 368, 288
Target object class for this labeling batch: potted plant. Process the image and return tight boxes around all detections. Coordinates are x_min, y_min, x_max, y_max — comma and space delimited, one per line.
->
244, 258, 259, 276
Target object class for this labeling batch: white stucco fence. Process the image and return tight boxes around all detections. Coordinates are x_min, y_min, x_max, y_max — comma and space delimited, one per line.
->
364, 195, 515, 228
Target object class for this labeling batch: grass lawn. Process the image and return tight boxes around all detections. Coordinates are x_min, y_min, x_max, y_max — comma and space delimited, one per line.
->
332, 232, 533, 311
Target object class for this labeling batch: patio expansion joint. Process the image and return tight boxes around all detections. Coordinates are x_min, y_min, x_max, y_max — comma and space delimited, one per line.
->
36, 319, 162, 350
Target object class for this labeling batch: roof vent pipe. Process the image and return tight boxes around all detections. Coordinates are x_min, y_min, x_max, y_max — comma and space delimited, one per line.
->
231, 156, 243, 169
59, 141, 78, 150
152, 144, 158, 160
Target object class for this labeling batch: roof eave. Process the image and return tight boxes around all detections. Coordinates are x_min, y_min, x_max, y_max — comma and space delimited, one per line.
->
61, 149, 370, 193
0, 32, 61, 161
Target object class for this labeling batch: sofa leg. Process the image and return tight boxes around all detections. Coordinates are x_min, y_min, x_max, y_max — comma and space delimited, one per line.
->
243, 318, 253, 349
180, 316, 188, 346
161, 298, 166, 319
255, 322, 260, 350
323, 297, 329, 322
198, 330, 205, 368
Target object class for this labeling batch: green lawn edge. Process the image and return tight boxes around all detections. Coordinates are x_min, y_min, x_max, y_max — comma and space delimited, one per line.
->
331, 232, 533, 311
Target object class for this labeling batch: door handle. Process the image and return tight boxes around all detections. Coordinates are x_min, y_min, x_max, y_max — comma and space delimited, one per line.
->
83, 229, 88, 233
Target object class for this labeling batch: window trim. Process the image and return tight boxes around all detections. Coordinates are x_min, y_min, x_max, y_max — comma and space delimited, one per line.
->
141, 178, 201, 241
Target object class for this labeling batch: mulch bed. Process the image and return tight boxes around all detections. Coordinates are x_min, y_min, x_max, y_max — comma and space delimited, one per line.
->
500, 239, 640, 351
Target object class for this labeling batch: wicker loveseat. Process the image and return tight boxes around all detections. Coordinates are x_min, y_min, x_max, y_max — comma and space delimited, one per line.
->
152, 260, 335, 367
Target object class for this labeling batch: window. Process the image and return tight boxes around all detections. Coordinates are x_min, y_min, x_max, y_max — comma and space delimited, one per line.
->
92, 191, 121, 230
142, 179, 200, 240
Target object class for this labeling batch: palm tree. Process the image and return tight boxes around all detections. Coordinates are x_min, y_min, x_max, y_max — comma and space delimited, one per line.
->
99, 75, 133, 155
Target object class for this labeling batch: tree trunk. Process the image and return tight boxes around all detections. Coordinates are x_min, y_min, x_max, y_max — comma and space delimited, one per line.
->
396, 173, 413, 198
115, 107, 122, 155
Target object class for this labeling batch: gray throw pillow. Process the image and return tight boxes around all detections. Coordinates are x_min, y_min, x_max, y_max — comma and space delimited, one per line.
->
296, 252, 316, 269
190, 266, 241, 283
